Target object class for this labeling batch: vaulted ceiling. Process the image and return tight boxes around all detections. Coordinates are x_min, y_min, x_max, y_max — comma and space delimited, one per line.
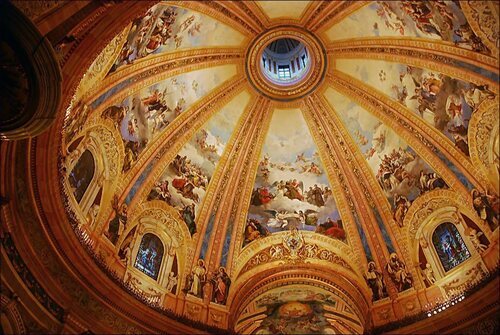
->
2, 1, 499, 334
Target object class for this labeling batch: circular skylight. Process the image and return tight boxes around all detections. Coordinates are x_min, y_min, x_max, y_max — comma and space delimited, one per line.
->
261, 38, 310, 85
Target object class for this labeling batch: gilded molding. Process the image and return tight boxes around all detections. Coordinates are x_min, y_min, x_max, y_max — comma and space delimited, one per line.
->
228, 1, 267, 33
468, 98, 499, 193
327, 71, 477, 200
461, 1, 499, 57
301, 100, 366, 271
403, 189, 490, 245
74, 24, 130, 101
245, 26, 327, 101
167, 0, 257, 36
306, 93, 426, 293
200, 98, 272, 272
314, 1, 370, 34
328, 36, 498, 76
236, 231, 356, 276
307, 94, 409, 264
229, 99, 275, 273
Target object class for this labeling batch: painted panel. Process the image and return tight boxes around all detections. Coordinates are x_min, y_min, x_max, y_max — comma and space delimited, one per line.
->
336, 58, 497, 158
110, 4, 245, 72
326, 1, 491, 55
146, 91, 250, 235
244, 109, 345, 246
98, 64, 237, 173
324, 88, 448, 227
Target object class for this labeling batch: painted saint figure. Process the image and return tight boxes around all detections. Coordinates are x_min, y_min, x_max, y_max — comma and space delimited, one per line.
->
385, 253, 413, 292
365, 261, 387, 301
189, 259, 207, 298
211, 267, 231, 305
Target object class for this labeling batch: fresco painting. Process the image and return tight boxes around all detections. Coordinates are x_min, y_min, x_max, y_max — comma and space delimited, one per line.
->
336, 59, 496, 158
326, 1, 490, 54
147, 91, 250, 235
244, 109, 345, 246
324, 88, 448, 227
134, 233, 164, 280
432, 222, 471, 272
253, 286, 339, 335
111, 4, 245, 72
99, 64, 237, 173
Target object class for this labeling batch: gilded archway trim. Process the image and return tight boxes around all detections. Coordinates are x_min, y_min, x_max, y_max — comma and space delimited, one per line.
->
229, 266, 370, 329
233, 230, 360, 278
468, 98, 499, 193
403, 188, 491, 245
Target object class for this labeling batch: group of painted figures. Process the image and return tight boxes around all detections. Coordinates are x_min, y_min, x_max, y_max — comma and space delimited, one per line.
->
376, 1, 490, 53
365, 252, 414, 301
183, 259, 231, 305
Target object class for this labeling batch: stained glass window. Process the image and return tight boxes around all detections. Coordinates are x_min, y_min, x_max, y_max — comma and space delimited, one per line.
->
432, 223, 470, 272
68, 150, 95, 203
134, 233, 164, 280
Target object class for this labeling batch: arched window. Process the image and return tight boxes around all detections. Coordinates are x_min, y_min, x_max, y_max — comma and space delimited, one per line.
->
68, 150, 95, 203
432, 223, 470, 272
134, 233, 164, 280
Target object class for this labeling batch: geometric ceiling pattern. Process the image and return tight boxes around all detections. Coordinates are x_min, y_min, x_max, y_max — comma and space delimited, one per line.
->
56, 1, 498, 333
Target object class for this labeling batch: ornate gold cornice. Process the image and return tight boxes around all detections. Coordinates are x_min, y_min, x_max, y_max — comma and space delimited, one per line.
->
197, 97, 272, 274
327, 71, 478, 200
233, 231, 360, 278
468, 98, 499, 193
328, 36, 499, 78
460, 1, 499, 57
97, 77, 247, 232
312, 1, 369, 33
245, 26, 327, 101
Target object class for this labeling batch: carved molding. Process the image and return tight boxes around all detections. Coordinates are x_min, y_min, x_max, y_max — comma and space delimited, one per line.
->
328, 37, 498, 79
235, 230, 358, 279
468, 98, 499, 192
461, 1, 499, 57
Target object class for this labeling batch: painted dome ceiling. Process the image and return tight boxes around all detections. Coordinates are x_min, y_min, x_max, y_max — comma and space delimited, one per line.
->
60, 1, 499, 333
